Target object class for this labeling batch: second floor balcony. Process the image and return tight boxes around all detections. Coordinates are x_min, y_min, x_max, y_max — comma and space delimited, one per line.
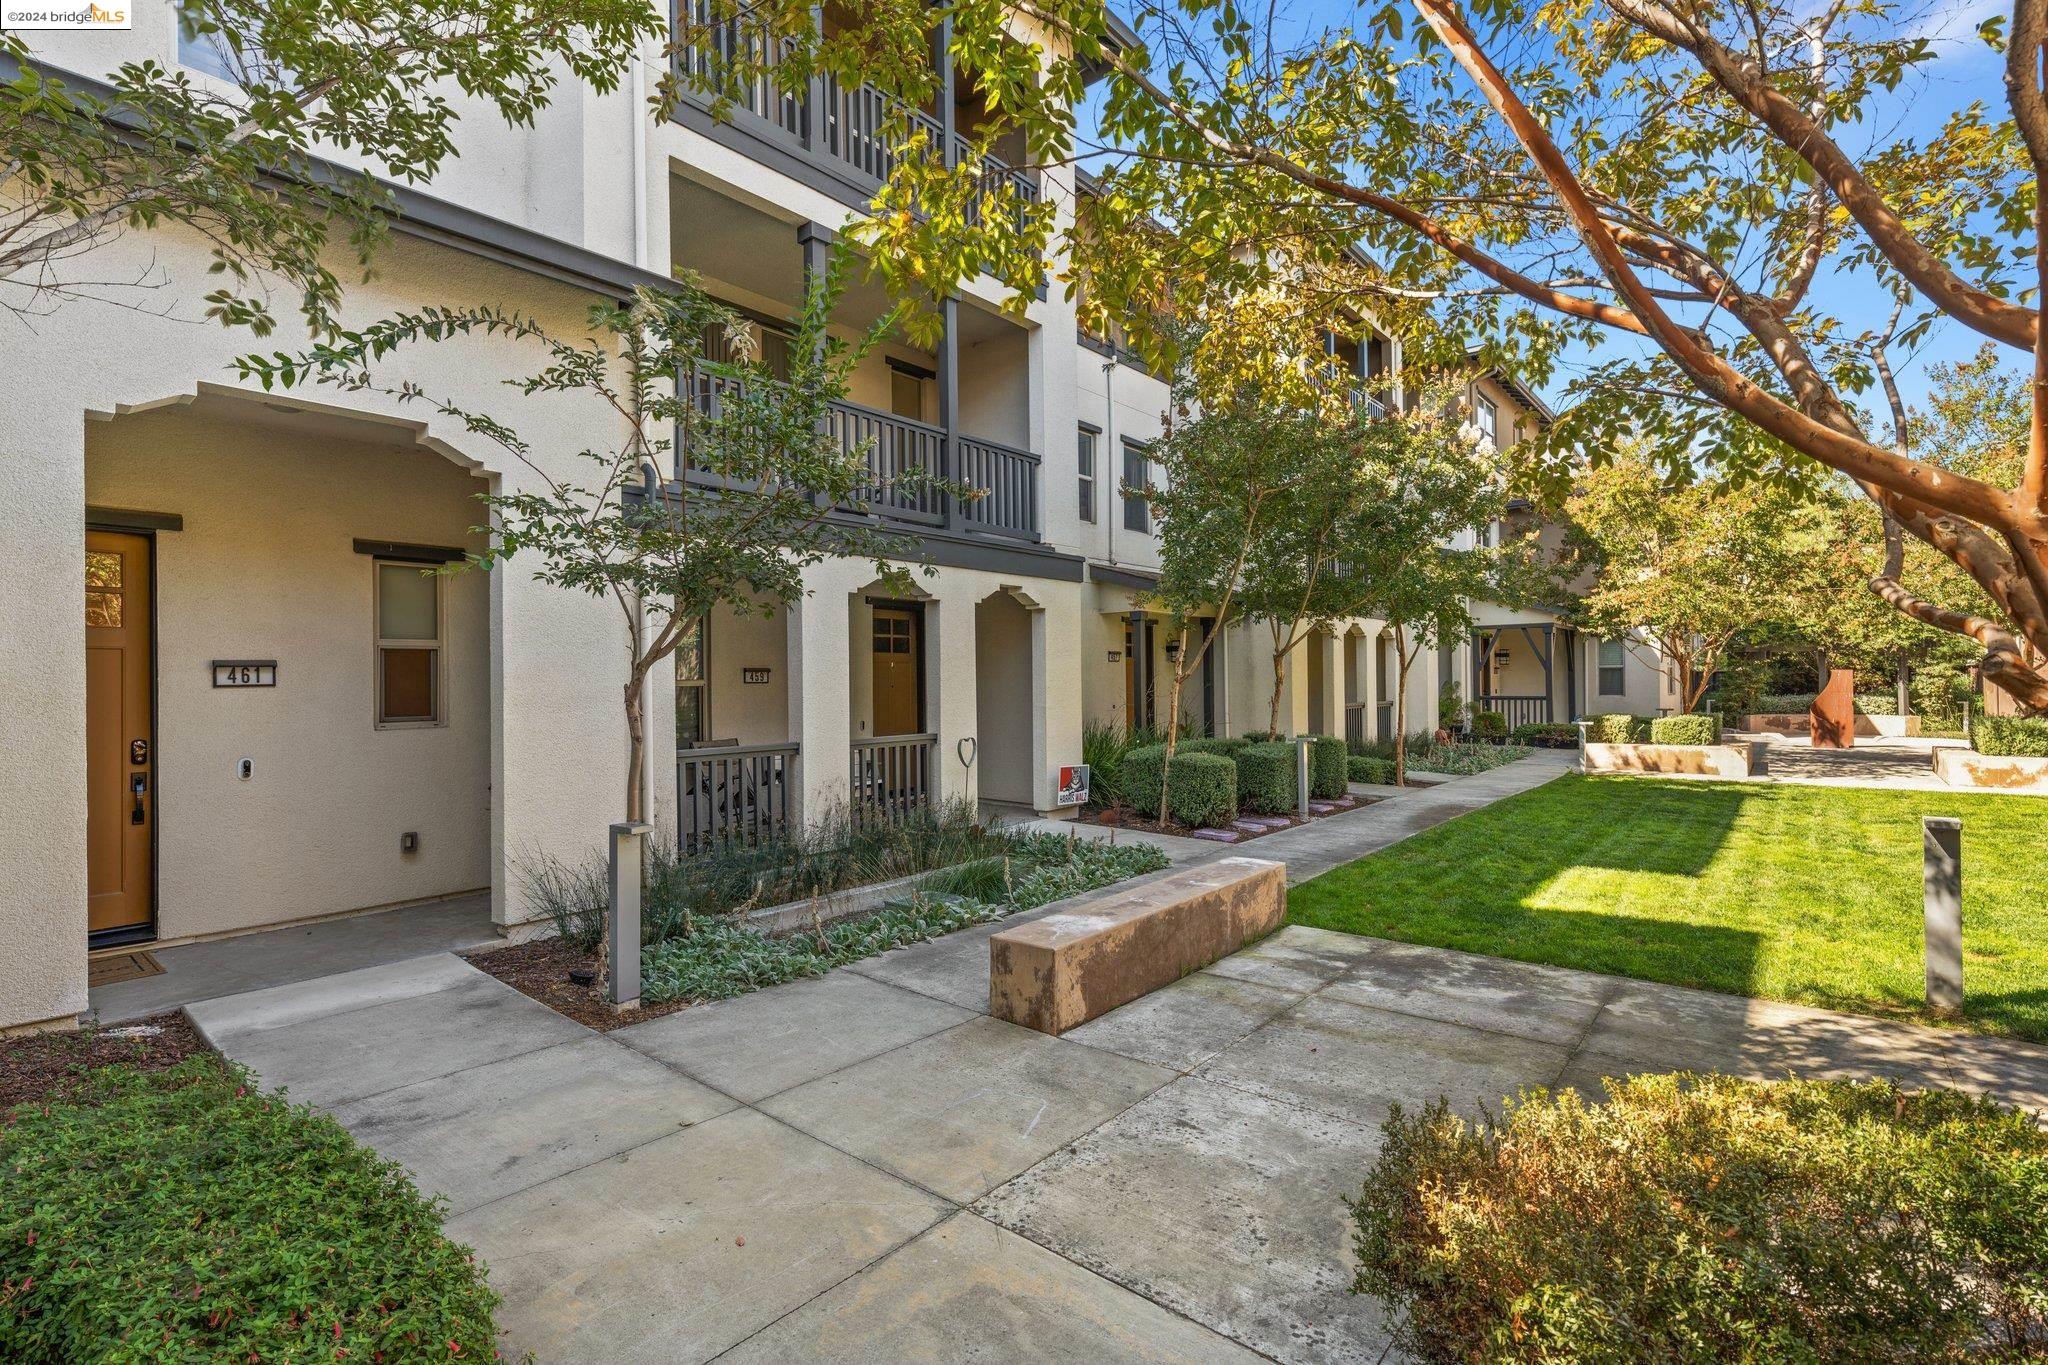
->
672, 0, 1039, 231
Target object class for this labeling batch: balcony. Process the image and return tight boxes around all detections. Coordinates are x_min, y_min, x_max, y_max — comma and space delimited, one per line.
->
672, 1, 1039, 231
680, 368, 1042, 541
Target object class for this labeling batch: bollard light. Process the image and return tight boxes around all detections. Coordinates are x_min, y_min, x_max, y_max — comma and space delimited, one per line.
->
1922, 816, 1962, 1014
608, 820, 654, 1013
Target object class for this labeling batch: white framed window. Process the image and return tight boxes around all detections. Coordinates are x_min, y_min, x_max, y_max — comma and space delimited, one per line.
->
375, 561, 443, 726
1597, 638, 1626, 696
1077, 425, 1098, 523
675, 615, 708, 748
1473, 394, 1499, 449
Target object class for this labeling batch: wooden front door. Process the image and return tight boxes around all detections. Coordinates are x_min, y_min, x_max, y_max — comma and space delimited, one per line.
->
86, 530, 155, 938
871, 606, 922, 736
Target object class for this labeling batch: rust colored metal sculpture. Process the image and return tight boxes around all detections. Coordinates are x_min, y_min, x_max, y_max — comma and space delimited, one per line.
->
1811, 668, 1856, 749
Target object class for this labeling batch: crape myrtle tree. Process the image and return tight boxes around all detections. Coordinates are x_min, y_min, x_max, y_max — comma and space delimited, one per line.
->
1142, 297, 1359, 820
0, 0, 659, 332
235, 262, 931, 988
1325, 379, 1535, 782
689, 0, 2048, 714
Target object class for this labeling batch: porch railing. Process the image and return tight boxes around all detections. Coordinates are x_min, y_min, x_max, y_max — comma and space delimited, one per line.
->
1345, 702, 1366, 749
678, 373, 1040, 538
678, 742, 798, 854
850, 733, 934, 823
1477, 693, 1550, 731
1376, 701, 1394, 742
957, 435, 1040, 540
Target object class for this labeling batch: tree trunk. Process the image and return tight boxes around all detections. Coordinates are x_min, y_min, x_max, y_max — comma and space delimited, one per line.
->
1267, 646, 1286, 739
1393, 623, 1410, 787
1158, 627, 1191, 824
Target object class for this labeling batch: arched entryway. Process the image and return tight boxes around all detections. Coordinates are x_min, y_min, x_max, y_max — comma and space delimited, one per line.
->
974, 589, 1038, 810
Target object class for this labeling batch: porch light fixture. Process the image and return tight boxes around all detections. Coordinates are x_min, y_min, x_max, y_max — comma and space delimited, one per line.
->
1163, 640, 1181, 661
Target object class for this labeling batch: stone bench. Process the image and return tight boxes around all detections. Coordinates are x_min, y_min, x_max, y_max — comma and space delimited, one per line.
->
988, 857, 1286, 1035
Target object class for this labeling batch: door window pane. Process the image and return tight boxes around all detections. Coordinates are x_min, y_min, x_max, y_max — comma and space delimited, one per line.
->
86, 549, 124, 627
378, 564, 438, 640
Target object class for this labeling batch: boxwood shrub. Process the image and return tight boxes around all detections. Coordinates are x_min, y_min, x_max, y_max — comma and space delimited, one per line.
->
1649, 713, 1723, 745
1309, 735, 1349, 799
1348, 754, 1397, 785
1351, 1073, 2048, 1363
1974, 713, 2048, 757
1469, 709, 1508, 739
1118, 744, 1240, 827
1585, 712, 1650, 744
0, 1058, 501, 1361
1236, 740, 1298, 813
1177, 736, 1248, 760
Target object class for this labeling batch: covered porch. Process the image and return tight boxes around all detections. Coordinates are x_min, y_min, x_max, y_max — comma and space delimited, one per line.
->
1471, 619, 1580, 729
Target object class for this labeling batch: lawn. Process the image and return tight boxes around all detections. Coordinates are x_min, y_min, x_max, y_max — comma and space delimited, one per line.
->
1288, 775, 2048, 1042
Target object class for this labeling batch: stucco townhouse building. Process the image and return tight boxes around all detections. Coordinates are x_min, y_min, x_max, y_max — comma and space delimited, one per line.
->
0, 4, 1519, 1035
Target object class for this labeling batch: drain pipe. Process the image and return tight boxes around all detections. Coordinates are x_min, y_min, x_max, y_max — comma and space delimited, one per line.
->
1102, 355, 1118, 566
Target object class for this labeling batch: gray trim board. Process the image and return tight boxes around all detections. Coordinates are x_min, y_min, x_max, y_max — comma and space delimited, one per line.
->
1089, 562, 1160, 591
87, 506, 183, 532
354, 538, 467, 564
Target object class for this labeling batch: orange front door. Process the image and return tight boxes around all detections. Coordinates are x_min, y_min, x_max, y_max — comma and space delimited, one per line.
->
871, 607, 921, 736
86, 530, 155, 937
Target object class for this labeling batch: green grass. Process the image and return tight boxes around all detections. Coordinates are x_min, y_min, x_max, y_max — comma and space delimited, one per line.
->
1289, 775, 2048, 1041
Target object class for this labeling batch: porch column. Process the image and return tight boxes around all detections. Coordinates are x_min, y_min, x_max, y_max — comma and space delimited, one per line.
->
786, 572, 854, 824
927, 589, 978, 805
797, 221, 834, 296
1034, 587, 1080, 811
1319, 627, 1344, 736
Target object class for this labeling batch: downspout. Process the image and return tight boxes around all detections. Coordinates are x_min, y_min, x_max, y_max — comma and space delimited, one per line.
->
1102, 355, 1118, 565
631, 47, 649, 270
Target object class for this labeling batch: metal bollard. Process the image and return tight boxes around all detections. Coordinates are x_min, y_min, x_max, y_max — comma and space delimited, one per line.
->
608, 820, 653, 1013
1295, 734, 1313, 817
1922, 816, 1962, 1014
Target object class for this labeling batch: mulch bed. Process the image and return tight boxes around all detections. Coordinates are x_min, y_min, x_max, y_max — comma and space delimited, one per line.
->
464, 939, 694, 1032
1076, 793, 1382, 844
0, 1011, 212, 1114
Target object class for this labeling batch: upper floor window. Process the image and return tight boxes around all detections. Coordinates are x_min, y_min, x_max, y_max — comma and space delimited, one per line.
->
1121, 439, 1151, 534
179, 25, 241, 81
1077, 425, 1098, 524
1597, 638, 1626, 696
1473, 394, 1499, 449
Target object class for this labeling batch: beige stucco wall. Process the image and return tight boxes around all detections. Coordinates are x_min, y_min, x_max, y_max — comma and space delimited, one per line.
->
86, 408, 491, 940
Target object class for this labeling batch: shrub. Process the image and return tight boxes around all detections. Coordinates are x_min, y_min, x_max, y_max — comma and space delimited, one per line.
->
1753, 690, 1898, 716
1178, 736, 1248, 760
1349, 754, 1398, 785
1309, 735, 1349, 799
1162, 751, 1239, 827
1649, 713, 1722, 745
1236, 740, 1298, 813
1350, 1073, 2048, 1363
1469, 709, 1507, 739
1407, 742, 1538, 775
1911, 664, 1972, 731
516, 848, 606, 952
1585, 712, 1650, 744
1975, 714, 2048, 758
1438, 680, 1468, 730
1081, 718, 1137, 809
0, 1059, 501, 1361
1508, 721, 1578, 747
1117, 743, 1170, 818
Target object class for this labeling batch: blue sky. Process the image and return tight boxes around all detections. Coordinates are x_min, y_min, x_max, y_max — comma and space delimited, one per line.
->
1085, 0, 2027, 419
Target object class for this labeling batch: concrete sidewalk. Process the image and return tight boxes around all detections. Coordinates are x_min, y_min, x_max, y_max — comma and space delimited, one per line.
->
188, 916, 2047, 1363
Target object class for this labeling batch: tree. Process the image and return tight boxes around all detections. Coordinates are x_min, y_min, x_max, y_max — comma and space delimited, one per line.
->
1, 0, 658, 333
1142, 304, 1346, 820
675, 0, 2048, 712
1326, 383, 1532, 782
1561, 454, 1833, 714
234, 263, 929, 981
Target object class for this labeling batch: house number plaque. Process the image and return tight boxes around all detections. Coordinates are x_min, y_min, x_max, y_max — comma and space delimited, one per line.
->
212, 660, 278, 688
742, 667, 771, 684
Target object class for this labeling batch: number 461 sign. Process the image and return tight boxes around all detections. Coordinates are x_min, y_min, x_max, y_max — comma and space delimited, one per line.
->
212, 660, 278, 688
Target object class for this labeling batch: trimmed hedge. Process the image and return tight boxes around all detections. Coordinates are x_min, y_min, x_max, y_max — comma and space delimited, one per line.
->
1650, 714, 1723, 745
1309, 735, 1349, 799
1119, 744, 1240, 827
1349, 754, 1398, 785
1178, 736, 1249, 760
1470, 709, 1508, 739
1509, 721, 1578, 748
1755, 691, 1898, 715
1351, 1073, 2048, 1362
1237, 740, 1298, 814
1974, 714, 2048, 758
0, 1058, 501, 1360
1585, 712, 1650, 744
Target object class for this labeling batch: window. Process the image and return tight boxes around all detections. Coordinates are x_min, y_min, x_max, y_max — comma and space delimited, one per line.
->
375, 562, 442, 725
1597, 638, 1626, 697
179, 20, 242, 81
1077, 425, 1098, 523
1473, 394, 1499, 449
675, 615, 707, 749
1121, 439, 1151, 534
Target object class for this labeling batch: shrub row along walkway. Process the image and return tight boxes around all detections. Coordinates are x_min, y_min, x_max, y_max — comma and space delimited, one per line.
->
183, 755, 2047, 1364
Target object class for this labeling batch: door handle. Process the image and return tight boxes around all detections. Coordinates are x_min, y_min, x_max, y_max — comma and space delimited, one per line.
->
130, 772, 147, 825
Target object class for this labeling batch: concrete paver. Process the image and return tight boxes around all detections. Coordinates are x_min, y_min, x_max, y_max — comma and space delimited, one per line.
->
721, 1210, 1268, 1364
1064, 970, 1304, 1072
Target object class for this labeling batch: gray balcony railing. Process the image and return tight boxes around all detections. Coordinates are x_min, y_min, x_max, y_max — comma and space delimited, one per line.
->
850, 734, 934, 823
678, 369, 1040, 538
678, 742, 797, 854
1477, 693, 1550, 730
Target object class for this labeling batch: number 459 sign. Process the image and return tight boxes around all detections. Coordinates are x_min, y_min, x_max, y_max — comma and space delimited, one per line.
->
212, 660, 278, 688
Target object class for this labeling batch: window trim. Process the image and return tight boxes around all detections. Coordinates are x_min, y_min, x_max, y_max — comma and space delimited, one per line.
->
1077, 423, 1099, 525
1596, 637, 1627, 697
1473, 393, 1499, 448
675, 613, 710, 750
1121, 437, 1151, 535
374, 559, 445, 729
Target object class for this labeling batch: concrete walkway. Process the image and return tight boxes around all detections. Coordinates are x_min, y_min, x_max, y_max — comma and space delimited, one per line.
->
184, 809, 2048, 1363
1739, 733, 1975, 792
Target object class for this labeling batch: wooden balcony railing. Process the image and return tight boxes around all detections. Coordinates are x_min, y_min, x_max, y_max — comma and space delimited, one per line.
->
850, 733, 934, 823
678, 742, 797, 854
1476, 693, 1550, 730
678, 369, 1040, 539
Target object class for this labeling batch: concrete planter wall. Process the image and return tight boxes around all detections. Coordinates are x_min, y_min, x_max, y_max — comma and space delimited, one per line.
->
1933, 748, 2048, 792
1583, 741, 1763, 778
1737, 712, 1921, 738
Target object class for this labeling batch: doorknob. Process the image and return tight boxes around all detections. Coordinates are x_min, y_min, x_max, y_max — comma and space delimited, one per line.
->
130, 772, 147, 825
